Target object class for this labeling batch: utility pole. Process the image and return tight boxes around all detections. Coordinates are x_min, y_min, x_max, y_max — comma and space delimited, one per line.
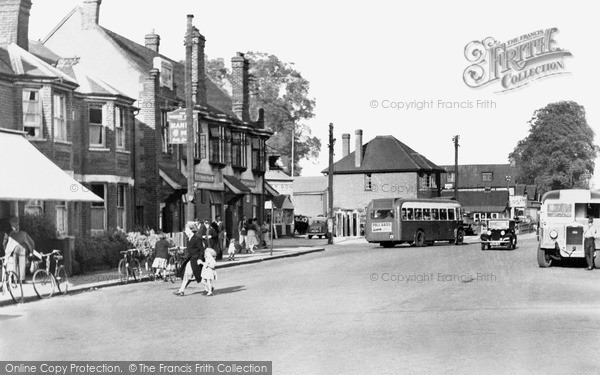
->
185, 15, 195, 223
328, 123, 335, 244
452, 135, 460, 201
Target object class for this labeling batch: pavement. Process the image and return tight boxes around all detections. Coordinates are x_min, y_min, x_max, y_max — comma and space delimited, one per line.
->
0, 241, 325, 308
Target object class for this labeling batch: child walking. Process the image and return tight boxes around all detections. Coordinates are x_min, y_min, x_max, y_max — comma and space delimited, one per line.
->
227, 239, 237, 261
201, 248, 217, 296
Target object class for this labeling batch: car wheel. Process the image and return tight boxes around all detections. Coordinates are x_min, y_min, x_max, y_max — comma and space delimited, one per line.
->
481, 243, 486, 251
537, 244, 552, 268
308, 235, 313, 239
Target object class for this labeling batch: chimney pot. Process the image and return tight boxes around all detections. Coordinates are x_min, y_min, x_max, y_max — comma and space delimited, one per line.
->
342, 133, 350, 157
355, 129, 363, 168
145, 30, 160, 53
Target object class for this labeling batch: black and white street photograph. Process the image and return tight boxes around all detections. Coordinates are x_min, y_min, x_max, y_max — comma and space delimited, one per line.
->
1, 1, 600, 374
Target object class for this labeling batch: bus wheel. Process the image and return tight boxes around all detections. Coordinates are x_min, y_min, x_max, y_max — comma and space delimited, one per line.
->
381, 242, 395, 248
414, 230, 425, 247
455, 230, 464, 245
537, 244, 552, 268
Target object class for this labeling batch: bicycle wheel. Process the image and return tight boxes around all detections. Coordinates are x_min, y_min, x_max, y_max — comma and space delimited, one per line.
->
131, 259, 141, 283
7, 271, 24, 303
55, 266, 69, 295
166, 258, 176, 283
33, 269, 54, 299
118, 259, 128, 284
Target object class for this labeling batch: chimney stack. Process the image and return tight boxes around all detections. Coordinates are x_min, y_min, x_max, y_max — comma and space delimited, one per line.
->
0, 0, 32, 50
342, 133, 350, 157
191, 27, 206, 106
145, 30, 160, 53
355, 129, 363, 168
82, 0, 101, 30
231, 52, 250, 122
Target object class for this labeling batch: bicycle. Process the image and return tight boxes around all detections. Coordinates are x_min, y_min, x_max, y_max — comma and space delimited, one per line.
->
118, 249, 141, 284
32, 249, 69, 299
0, 255, 23, 304
165, 247, 185, 283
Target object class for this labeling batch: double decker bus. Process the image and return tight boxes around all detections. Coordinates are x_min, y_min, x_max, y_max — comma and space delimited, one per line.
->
365, 198, 464, 248
538, 189, 600, 268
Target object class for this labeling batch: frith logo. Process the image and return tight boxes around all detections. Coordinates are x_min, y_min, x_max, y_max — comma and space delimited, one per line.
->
463, 28, 572, 92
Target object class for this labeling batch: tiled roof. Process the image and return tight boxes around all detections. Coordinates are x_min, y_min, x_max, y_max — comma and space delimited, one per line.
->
324, 135, 444, 174
293, 176, 328, 193
0, 43, 76, 85
101, 28, 237, 118
440, 164, 518, 189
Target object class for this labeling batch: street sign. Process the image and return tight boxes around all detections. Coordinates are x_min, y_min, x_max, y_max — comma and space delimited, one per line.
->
167, 108, 198, 144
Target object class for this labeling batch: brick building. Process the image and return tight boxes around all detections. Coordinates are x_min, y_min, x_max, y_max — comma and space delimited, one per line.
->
440, 164, 540, 223
324, 130, 444, 236
0, 0, 134, 237
42, 0, 272, 237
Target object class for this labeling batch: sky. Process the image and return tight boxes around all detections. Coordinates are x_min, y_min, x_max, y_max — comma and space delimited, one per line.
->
29, 0, 600, 183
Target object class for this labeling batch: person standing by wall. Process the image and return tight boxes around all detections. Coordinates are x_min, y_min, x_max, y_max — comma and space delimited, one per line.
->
246, 218, 259, 254
212, 216, 225, 260
584, 217, 597, 270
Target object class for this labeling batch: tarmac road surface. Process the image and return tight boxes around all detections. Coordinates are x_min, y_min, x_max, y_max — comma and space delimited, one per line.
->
1, 233, 599, 374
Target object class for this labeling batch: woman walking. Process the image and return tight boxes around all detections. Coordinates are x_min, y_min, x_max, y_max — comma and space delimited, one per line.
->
246, 218, 260, 253
174, 223, 205, 296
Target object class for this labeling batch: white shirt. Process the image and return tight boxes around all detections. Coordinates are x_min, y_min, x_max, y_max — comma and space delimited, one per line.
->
584, 224, 597, 238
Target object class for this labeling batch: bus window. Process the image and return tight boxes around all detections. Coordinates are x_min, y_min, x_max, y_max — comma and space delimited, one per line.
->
448, 209, 455, 221
547, 203, 571, 217
439, 209, 447, 220
415, 208, 422, 220
371, 209, 394, 219
423, 208, 431, 220
575, 203, 600, 219
407, 208, 414, 220
431, 208, 439, 220
401, 208, 407, 220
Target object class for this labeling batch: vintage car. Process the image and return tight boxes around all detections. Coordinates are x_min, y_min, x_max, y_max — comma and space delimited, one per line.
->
480, 219, 517, 250
307, 216, 328, 239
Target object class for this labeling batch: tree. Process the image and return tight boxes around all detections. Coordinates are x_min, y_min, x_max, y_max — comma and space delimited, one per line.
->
509, 101, 598, 194
205, 52, 320, 175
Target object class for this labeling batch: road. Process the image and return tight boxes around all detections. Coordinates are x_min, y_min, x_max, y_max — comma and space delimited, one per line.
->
1, 234, 600, 374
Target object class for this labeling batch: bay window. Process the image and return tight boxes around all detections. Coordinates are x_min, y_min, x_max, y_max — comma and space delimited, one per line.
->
23, 89, 42, 138
89, 104, 106, 148
53, 92, 67, 141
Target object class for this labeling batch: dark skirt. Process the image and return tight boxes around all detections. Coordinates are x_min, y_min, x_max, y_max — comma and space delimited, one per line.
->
182, 256, 204, 282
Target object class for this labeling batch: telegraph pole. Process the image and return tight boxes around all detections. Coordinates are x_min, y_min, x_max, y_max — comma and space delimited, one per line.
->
328, 123, 335, 244
185, 15, 195, 223
452, 135, 459, 201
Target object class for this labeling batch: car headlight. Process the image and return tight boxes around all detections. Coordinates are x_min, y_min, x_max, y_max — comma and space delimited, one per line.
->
487, 230, 492, 236
549, 229, 558, 239
500, 230, 505, 236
